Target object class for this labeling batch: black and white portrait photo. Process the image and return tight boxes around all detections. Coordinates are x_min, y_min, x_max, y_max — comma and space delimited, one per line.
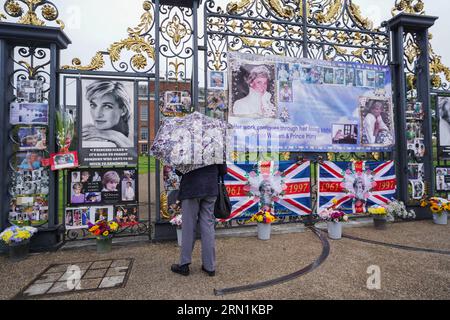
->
230, 63, 277, 119
80, 79, 137, 166
438, 97, 450, 147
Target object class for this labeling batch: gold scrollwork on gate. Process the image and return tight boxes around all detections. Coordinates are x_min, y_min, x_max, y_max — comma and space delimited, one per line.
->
348, 2, 373, 30
61, 52, 105, 71
3, 0, 64, 29
226, 0, 254, 15
314, 0, 341, 24
162, 13, 192, 48
265, 0, 294, 19
391, 0, 425, 16
62, 0, 155, 71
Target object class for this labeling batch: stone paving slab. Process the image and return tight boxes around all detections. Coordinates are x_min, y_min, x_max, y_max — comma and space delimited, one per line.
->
12, 258, 134, 300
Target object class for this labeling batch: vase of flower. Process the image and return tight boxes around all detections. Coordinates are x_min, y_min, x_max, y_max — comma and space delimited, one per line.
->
257, 223, 271, 241
373, 216, 387, 230
96, 237, 112, 254
1, 226, 37, 262
176, 228, 182, 247
9, 239, 30, 261
327, 221, 342, 240
433, 212, 448, 225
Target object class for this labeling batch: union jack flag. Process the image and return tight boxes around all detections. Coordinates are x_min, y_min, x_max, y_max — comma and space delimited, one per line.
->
224, 161, 312, 221
318, 161, 397, 214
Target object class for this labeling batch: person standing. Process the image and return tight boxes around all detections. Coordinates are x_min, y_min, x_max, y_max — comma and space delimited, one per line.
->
171, 164, 228, 277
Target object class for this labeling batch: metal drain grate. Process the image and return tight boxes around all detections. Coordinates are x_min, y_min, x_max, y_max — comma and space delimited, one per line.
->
14, 258, 134, 299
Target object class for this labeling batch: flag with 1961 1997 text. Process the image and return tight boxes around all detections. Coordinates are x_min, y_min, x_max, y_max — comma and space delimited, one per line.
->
318, 160, 397, 214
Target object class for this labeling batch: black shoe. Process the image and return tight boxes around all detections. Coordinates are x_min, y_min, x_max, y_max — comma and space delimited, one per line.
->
171, 264, 190, 276
201, 265, 215, 277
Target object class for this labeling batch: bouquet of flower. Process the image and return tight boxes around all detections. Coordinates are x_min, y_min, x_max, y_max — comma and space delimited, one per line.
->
385, 200, 416, 220
56, 110, 74, 153
318, 199, 349, 223
368, 205, 388, 216
170, 214, 182, 229
0, 226, 37, 245
248, 207, 277, 224
318, 208, 349, 223
420, 197, 450, 215
87, 220, 119, 239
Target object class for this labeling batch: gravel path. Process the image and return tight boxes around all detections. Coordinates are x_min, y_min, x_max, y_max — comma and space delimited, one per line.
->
0, 221, 448, 300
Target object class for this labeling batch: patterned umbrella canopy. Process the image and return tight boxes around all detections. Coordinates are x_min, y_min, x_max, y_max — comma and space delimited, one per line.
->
150, 112, 233, 174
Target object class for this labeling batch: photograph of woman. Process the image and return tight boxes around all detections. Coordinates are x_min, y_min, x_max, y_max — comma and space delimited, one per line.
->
231, 64, 277, 118
82, 80, 134, 149
361, 99, 394, 146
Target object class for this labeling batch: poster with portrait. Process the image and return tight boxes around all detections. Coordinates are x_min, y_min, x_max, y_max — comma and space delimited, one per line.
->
227, 52, 395, 152
436, 167, 450, 192
68, 168, 138, 206
318, 161, 397, 214
223, 161, 312, 221
79, 78, 137, 167
437, 96, 450, 159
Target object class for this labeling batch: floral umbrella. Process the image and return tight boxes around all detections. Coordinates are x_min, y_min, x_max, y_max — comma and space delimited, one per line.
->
150, 112, 233, 174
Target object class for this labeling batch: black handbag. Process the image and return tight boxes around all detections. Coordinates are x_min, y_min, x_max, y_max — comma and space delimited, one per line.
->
214, 175, 232, 219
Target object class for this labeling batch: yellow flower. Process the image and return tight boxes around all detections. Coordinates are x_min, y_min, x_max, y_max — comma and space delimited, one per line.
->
102, 231, 109, 237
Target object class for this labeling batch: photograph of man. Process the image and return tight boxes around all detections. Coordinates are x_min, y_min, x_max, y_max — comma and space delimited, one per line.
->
232, 64, 276, 118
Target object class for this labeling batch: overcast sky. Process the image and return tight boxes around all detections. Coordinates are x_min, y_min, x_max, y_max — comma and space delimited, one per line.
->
49, 0, 450, 74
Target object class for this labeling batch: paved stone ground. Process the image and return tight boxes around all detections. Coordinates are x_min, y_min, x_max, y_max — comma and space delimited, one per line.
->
0, 220, 449, 300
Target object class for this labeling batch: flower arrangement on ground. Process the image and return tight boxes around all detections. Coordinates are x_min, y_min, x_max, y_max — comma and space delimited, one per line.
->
318, 199, 349, 223
318, 208, 349, 223
318, 200, 348, 240
368, 205, 389, 217
420, 197, 450, 215
0, 226, 37, 245
248, 206, 277, 224
385, 200, 416, 220
87, 220, 119, 239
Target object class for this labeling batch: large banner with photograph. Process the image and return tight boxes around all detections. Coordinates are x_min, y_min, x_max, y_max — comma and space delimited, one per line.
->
78, 78, 138, 167
224, 161, 311, 221
228, 52, 395, 152
318, 161, 396, 214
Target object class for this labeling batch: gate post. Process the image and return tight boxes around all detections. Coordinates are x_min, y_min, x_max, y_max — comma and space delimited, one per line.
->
388, 13, 437, 218
0, 23, 71, 251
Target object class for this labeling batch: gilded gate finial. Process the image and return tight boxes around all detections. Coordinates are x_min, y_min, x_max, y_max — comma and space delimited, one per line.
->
3, 0, 64, 29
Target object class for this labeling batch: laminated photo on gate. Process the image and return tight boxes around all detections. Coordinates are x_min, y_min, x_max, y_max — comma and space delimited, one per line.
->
227, 52, 395, 153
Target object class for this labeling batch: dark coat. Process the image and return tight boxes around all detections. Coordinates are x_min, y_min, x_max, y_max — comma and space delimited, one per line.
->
176, 164, 228, 201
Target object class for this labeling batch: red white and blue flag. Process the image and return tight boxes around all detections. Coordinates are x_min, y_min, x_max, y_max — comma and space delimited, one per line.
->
224, 161, 312, 221
318, 161, 397, 214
